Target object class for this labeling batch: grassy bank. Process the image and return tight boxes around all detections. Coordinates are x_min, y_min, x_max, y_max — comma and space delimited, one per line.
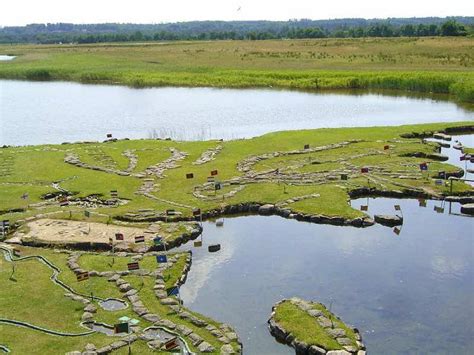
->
0, 122, 472, 226
0, 37, 473, 102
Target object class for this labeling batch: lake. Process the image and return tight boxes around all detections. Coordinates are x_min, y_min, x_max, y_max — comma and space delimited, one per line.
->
1, 80, 473, 146
177, 198, 473, 354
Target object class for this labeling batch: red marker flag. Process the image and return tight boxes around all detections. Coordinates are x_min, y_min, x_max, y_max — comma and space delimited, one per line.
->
115, 233, 124, 241
361, 167, 369, 173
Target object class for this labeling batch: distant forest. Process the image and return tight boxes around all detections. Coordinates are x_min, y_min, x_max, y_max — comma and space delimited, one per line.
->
1, 17, 473, 44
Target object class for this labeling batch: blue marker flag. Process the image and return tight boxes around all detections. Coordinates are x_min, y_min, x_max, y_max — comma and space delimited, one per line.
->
156, 255, 167, 263
167, 286, 179, 296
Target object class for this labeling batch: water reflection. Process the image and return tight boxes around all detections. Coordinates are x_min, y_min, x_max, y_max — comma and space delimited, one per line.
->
177, 198, 473, 354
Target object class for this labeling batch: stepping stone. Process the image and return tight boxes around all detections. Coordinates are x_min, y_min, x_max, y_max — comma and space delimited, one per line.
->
83, 304, 97, 313
327, 328, 346, 338
220, 344, 236, 354
160, 297, 179, 305
317, 316, 333, 328
177, 324, 193, 336
189, 333, 203, 346
336, 337, 353, 346
308, 309, 323, 317
225, 332, 238, 341
198, 341, 215, 353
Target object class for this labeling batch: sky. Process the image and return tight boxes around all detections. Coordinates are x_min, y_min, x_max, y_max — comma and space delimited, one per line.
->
1, 0, 473, 26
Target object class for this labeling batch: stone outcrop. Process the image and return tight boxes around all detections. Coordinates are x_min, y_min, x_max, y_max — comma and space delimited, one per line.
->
374, 214, 403, 227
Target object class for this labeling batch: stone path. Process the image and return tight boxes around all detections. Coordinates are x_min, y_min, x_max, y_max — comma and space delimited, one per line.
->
193, 145, 223, 165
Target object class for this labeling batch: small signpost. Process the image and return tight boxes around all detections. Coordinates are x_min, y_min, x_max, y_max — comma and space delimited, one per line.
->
1, 220, 10, 237
384, 145, 390, 150
360, 205, 368, 211
59, 196, 69, 207
207, 176, 215, 183
186, 173, 194, 179
114, 322, 129, 334
418, 199, 427, 207
304, 144, 310, 150
76, 271, 90, 282
110, 190, 118, 198
166, 209, 175, 216
156, 255, 167, 263
193, 240, 202, 247
115, 233, 124, 241
211, 170, 218, 176
393, 227, 401, 235
166, 286, 179, 297
106, 133, 113, 139
361, 167, 369, 174
127, 262, 140, 271
134, 235, 145, 244
164, 337, 180, 351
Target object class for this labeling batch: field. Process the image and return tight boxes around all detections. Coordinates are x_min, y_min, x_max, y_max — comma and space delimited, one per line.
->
0, 122, 472, 231
0, 37, 474, 102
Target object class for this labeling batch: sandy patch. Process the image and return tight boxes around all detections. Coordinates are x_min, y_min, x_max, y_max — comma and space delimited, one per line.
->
24, 218, 147, 244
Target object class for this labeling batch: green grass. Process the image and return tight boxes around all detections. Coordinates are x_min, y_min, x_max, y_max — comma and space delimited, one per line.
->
0, 122, 472, 225
0, 37, 473, 102
0, 246, 237, 353
273, 300, 361, 351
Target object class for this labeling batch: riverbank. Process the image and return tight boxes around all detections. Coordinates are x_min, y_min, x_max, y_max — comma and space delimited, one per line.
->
0, 37, 473, 102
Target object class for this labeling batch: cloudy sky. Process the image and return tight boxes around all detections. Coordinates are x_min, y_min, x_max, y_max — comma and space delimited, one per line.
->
1, 0, 472, 26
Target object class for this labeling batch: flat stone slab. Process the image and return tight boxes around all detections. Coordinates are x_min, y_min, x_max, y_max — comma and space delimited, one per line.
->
374, 214, 403, 227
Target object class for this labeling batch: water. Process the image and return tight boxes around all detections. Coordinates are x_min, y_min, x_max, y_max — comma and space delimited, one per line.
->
0, 56, 15, 61
1, 80, 473, 146
426, 134, 474, 182
98, 298, 128, 311
177, 200, 473, 355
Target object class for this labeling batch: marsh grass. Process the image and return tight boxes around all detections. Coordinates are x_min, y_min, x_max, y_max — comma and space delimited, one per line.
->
0, 37, 473, 102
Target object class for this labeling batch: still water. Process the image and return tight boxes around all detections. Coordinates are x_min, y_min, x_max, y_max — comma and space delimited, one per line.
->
0, 56, 15, 61
1, 80, 473, 146
178, 200, 473, 355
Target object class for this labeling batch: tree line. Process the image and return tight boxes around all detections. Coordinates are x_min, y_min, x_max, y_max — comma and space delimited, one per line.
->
0, 18, 472, 44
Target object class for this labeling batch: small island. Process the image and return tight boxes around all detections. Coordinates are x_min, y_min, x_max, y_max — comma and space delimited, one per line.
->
268, 298, 365, 354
